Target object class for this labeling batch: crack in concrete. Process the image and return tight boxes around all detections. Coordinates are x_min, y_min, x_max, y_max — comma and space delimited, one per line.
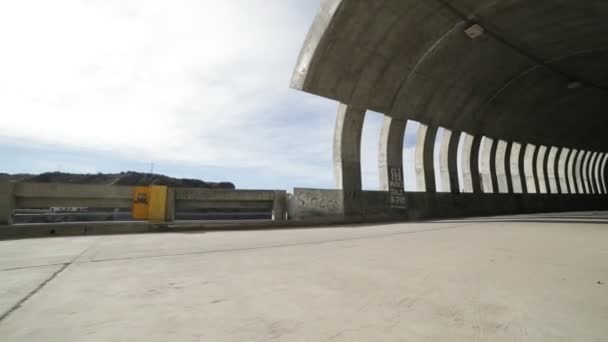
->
0, 242, 98, 324
82, 223, 476, 264
0, 262, 69, 323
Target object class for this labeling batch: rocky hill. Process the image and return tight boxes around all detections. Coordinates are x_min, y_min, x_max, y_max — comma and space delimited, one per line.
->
0, 171, 235, 189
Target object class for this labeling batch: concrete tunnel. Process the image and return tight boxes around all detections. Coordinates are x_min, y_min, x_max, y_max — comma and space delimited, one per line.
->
290, 0, 608, 220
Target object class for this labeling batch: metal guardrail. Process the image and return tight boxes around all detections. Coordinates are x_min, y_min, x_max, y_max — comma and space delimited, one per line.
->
0, 181, 287, 225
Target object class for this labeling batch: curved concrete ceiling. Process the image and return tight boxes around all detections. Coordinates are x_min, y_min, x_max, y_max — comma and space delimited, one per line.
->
292, 0, 608, 151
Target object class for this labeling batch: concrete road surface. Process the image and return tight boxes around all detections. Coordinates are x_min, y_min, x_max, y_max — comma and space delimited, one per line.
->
1, 212, 607, 341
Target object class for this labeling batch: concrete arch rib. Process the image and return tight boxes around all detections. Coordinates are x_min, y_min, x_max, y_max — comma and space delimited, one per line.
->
461, 133, 475, 193
589, 152, 599, 194
600, 153, 608, 194
557, 148, 570, 194
523, 144, 537, 194
535, 146, 548, 194
591, 152, 600, 194
334, 103, 365, 191
574, 150, 585, 194
592, 152, 601, 194
568, 149, 579, 194
546, 147, 558, 194
415, 124, 428, 192
582, 151, 592, 194
378, 116, 406, 192
448, 131, 461, 193
495, 140, 509, 193
479, 137, 494, 193
510, 142, 523, 194
439, 129, 452, 193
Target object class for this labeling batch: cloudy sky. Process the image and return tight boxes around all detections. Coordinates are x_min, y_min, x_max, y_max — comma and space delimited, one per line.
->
0, 0, 421, 190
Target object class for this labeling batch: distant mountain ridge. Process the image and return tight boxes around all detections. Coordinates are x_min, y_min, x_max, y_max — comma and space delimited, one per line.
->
0, 171, 235, 189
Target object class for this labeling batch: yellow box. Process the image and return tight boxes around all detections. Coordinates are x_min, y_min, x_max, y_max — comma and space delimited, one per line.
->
147, 185, 168, 221
132, 186, 150, 220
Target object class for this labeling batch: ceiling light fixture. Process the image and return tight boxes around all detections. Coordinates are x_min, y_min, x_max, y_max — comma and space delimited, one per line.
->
464, 24, 485, 39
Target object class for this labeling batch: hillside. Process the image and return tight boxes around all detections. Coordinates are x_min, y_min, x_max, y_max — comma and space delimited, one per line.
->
0, 171, 235, 189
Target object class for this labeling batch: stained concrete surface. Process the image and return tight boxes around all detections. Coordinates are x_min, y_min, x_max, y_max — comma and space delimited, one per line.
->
0, 213, 607, 341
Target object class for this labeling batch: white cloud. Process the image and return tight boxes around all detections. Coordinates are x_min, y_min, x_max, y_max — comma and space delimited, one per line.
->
0, 0, 336, 184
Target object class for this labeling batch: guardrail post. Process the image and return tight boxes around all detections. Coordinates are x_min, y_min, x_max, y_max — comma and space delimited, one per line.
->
272, 190, 287, 221
0, 181, 16, 225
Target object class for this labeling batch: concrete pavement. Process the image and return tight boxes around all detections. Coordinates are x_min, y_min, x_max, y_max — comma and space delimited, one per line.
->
1, 213, 607, 341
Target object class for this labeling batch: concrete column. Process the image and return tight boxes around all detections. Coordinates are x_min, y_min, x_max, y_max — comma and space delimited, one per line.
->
535, 146, 548, 194
378, 116, 406, 191
574, 150, 585, 194
461, 134, 474, 193
0, 181, 16, 225
439, 129, 452, 193
479, 137, 494, 193
470, 136, 483, 193
582, 151, 592, 194
415, 124, 438, 192
495, 140, 509, 193
334, 104, 365, 215
523, 144, 537, 193
424, 126, 438, 193
592, 152, 602, 195
504, 142, 514, 193
589, 152, 599, 194
547, 147, 558, 194
567, 149, 577, 193
557, 148, 569, 194
600, 153, 608, 194
415, 124, 428, 192
448, 131, 461, 194
510, 142, 523, 193
378, 116, 407, 209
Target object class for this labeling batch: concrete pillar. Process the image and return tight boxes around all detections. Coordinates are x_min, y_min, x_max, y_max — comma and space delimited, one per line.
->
378, 116, 407, 209
592, 152, 602, 195
535, 146, 548, 194
523, 144, 537, 193
582, 151, 592, 194
547, 147, 558, 194
589, 152, 599, 194
510, 142, 523, 193
557, 148, 569, 194
567, 149, 577, 194
479, 137, 494, 193
461, 133, 474, 193
470, 136, 483, 193
334, 104, 365, 215
574, 150, 585, 194
504, 142, 514, 193
0, 181, 16, 225
439, 129, 452, 193
415, 124, 428, 192
489, 140, 499, 192
378, 116, 406, 191
415, 124, 438, 192
600, 153, 608, 194
448, 131, 461, 194
495, 140, 509, 193
543, 146, 551, 194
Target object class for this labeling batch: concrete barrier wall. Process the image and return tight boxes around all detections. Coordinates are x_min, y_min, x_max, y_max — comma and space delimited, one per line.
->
289, 188, 344, 221
291, 188, 608, 222
0, 181, 287, 225
402, 193, 608, 221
